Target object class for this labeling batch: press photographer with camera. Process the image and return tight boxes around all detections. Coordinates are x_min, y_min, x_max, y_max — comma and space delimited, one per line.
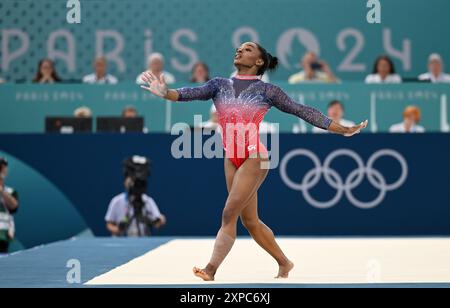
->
288, 51, 338, 84
0, 157, 19, 253
105, 156, 166, 237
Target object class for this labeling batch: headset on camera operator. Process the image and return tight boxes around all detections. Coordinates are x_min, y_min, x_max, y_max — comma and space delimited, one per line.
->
105, 156, 166, 237
0, 157, 19, 253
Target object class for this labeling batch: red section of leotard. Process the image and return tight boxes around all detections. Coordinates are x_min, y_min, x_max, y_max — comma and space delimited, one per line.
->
175, 77, 332, 168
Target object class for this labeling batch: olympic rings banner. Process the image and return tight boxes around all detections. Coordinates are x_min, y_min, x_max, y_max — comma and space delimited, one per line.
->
0, 133, 449, 250
1, 0, 450, 82
279, 148, 408, 210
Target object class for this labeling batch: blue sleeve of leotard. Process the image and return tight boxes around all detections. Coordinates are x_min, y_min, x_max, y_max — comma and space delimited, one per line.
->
175, 77, 220, 102
266, 84, 332, 130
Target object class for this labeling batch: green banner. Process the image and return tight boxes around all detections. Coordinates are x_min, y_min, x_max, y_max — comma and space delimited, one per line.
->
1, 83, 450, 133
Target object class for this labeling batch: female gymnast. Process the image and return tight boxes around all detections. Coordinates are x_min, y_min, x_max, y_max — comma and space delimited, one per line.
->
140, 42, 368, 281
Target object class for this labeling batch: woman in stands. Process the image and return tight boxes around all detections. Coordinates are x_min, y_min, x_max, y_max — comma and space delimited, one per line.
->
32, 59, 62, 84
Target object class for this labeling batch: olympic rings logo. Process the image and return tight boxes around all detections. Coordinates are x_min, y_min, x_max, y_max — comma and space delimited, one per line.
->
279, 149, 408, 209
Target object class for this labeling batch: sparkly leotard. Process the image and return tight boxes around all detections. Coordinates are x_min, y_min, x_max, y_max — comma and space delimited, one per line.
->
176, 75, 332, 168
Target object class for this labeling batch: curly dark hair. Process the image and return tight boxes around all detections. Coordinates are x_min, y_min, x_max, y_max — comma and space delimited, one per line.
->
372, 55, 396, 75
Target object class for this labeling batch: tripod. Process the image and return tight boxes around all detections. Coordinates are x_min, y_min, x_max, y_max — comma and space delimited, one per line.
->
124, 195, 154, 237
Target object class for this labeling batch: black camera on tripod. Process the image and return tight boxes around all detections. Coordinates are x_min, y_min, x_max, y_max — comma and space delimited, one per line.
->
123, 155, 150, 209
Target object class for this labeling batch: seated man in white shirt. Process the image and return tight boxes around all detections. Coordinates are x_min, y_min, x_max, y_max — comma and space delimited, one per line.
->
288, 52, 338, 84
309, 100, 355, 133
418, 53, 450, 83
136, 53, 176, 85
389, 105, 425, 133
82, 57, 118, 84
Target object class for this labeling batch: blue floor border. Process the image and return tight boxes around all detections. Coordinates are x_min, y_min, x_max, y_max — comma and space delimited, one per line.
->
0, 237, 171, 288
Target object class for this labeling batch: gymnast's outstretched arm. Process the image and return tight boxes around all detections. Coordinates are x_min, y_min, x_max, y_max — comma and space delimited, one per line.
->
267, 84, 367, 137
140, 71, 218, 102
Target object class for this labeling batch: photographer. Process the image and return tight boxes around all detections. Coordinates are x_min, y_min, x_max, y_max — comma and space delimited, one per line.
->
105, 156, 166, 237
288, 51, 338, 84
0, 157, 19, 253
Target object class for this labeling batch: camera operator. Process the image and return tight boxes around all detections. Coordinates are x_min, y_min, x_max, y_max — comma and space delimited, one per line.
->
0, 157, 19, 253
105, 156, 166, 237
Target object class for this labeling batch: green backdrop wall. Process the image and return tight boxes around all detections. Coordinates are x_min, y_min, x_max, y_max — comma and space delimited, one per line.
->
1, 0, 450, 82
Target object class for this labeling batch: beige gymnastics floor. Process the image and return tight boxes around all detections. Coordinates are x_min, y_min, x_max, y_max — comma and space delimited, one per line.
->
86, 238, 450, 285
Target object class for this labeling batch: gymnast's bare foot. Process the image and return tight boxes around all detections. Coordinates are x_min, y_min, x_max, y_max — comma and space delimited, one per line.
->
275, 260, 294, 278
193, 267, 215, 281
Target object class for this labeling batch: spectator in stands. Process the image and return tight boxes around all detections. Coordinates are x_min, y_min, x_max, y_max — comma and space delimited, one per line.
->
121, 106, 148, 133
82, 57, 118, 84
190, 62, 210, 83
0, 77, 4, 84
73, 106, 92, 118
295, 100, 354, 134
136, 53, 176, 85
389, 105, 425, 133
418, 53, 450, 83
32, 59, 62, 84
122, 105, 138, 118
288, 51, 337, 84
0, 157, 19, 253
365, 55, 402, 84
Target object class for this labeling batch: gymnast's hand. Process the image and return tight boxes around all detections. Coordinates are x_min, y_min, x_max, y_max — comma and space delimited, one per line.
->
328, 119, 368, 137
140, 71, 168, 98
